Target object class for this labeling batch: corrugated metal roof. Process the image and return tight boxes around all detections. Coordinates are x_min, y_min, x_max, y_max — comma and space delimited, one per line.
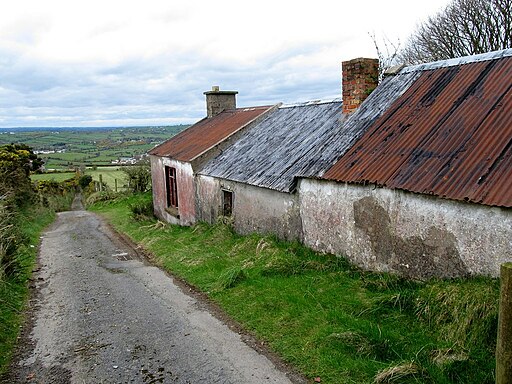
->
199, 70, 424, 193
401, 48, 512, 73
148, 106, 273, 161
200, 100, 346, 192
324, 51, 512, 208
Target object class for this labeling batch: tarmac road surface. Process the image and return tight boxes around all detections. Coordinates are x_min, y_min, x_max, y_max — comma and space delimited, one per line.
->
4, 197, 298, 384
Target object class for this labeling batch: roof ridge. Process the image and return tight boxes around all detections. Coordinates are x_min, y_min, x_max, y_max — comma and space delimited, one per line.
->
280, 98, 342, 109
220, 105, 275, 112
400, 48, 512, 74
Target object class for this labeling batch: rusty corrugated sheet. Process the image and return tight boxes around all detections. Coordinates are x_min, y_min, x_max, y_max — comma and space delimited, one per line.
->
149, 106, 272, 161
324, 54, 512, 208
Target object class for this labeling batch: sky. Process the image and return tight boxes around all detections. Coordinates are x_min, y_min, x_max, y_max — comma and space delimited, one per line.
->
0, 0, 450, 128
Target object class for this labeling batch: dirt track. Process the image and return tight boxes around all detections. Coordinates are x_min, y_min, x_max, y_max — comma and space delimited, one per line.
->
3, 197, 299, 383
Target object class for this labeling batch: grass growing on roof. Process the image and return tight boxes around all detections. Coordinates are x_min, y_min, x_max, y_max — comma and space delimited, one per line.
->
89, 192, 499, 384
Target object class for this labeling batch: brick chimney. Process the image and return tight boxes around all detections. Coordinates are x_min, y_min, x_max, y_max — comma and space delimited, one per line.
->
342, 58, 379, 115
204, 86, 238, 118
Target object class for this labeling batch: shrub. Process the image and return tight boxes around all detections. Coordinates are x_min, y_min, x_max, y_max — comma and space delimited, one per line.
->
0, 196, 27, 279
122, 159, 151, 193
86, 191, 123, 206
78, 174, 93, 189
129, 199, 154, 221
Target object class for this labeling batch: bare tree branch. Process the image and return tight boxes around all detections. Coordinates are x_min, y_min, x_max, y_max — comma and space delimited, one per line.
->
369, 32, 401, 80
399, 0, 512, 64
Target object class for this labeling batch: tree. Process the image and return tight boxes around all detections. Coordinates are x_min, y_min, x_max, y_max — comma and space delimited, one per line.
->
399, 0, 512, 64
0, 144, 43, 205
370, 33, 402, 80
122, 159, 151, 193
78, 174, 93, 190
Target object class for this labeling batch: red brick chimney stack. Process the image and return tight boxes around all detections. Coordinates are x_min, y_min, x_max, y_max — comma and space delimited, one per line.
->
342, 58, 379, 115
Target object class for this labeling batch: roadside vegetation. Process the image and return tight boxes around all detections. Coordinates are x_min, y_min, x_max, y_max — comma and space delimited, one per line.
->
0, 144, 75, 375
89, 192, 499, 384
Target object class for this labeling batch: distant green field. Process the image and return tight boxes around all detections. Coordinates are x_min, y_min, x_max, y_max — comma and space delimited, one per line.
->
1, 125, 187, 170
31, 172, 76, 182
31, 167, 129, 191
87, 168, 128, 191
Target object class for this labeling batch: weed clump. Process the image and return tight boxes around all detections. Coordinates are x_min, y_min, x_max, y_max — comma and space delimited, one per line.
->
373, 362, 424, 383
326, 331, 393, 361
214, 266, 248, 291
129, 200, 154, 221
85, 191, 124, 206
415, 280, 499, 350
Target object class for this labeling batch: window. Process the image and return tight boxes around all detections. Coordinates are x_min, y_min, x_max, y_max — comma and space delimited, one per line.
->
222, 190, 233, 217
165, 166, 178, 208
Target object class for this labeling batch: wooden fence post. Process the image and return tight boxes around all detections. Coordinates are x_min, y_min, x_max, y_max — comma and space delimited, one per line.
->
497, 262, 512, 384
115, 179, 118, 192
99, 174, 103, 192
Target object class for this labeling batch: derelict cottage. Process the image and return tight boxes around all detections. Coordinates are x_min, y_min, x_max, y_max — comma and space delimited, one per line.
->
150, 50, 512, 279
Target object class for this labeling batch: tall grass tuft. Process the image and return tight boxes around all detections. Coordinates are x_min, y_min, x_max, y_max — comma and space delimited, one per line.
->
129, 199, 154, 221
214, 266, 248, 291
373, 362, 424, 383
0, 195, 21, 280
415, 279, 499, 350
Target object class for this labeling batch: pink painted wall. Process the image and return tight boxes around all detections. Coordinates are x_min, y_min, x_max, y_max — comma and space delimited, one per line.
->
150, 155, 196, 226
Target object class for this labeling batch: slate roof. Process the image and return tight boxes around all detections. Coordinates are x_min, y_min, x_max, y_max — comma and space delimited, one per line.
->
324, 48, 512, 208
149, 106, 273, 161
199, 100, 347, 193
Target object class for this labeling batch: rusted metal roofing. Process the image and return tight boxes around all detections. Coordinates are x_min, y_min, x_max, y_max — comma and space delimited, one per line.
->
200, 100, 347, 193
148, 106, 273, 161
324, 49, 512, 208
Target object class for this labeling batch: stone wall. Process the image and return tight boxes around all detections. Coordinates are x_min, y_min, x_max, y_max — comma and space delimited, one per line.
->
299, 178, 512, 278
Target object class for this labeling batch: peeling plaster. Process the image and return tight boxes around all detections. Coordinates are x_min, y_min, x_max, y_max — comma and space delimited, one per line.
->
299, 178, 512, 278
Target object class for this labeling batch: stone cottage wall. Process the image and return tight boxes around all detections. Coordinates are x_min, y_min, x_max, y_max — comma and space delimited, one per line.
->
150, 155, 196, 226
299, 178, 512, 278
196, 175, 302, 241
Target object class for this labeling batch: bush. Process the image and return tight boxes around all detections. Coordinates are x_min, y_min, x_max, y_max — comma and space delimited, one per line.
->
78, 174, 93, 189
0, 196, 29, 279
122, 159, 151, 193
0, 144, 43, 207
129, 199, 154, 221
86, 191, 123, 206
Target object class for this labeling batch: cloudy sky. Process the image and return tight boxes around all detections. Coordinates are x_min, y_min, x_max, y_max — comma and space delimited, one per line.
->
0, 0, 450, 128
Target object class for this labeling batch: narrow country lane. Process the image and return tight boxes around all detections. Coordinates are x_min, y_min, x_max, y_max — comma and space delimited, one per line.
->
5, 197, 297, 384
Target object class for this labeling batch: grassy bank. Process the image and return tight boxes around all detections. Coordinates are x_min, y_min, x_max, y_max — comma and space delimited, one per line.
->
0, 205, 56, 374
90, 193, 499, 384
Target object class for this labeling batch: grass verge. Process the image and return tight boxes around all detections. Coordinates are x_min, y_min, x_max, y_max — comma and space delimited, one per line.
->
90, 193, 499, 384
0, 205, 56, 374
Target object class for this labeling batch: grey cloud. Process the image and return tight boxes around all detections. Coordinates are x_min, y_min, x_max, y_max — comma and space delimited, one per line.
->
0, 41, 344, 127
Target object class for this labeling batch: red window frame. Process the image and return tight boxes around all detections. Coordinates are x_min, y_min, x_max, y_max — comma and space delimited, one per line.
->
165, 166, 178, 208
